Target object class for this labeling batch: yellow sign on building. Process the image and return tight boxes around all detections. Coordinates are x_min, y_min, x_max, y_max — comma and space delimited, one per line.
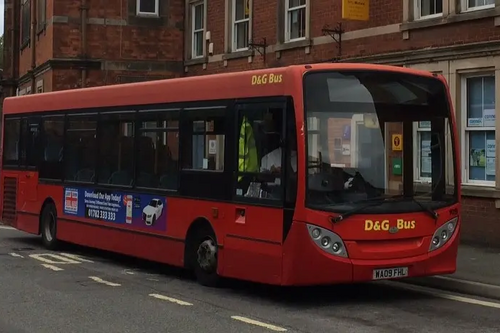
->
392, 134, 402, 151
342, 0, 369, 21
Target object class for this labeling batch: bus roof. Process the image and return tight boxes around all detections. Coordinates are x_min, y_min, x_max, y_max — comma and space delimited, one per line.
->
3, 63, 437, 115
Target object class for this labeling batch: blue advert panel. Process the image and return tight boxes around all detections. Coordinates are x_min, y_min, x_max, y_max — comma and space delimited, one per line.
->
63, 187, 167, 231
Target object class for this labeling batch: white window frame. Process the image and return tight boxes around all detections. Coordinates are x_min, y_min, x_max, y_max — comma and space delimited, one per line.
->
461, 0, 495, 12
414, 0, 443, 20
232, 0, 250, 51
136, 0, 159, 17
284, 0, 307, 42
191, 2, 205, 59
461, 73, 496, 186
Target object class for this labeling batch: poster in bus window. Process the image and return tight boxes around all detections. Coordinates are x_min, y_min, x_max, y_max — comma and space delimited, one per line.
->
63, 187, 167, 231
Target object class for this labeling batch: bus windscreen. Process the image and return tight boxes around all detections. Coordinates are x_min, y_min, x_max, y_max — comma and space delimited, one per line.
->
303, 70, 458, 215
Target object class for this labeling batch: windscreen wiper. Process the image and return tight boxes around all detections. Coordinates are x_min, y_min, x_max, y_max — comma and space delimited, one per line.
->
331, 196, 395, 223
391, 196, 439, 221
331, 195, 438, 223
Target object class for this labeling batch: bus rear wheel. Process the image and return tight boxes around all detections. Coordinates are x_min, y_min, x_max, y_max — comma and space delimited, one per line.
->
193, 227, 219, 287
41, 204, 59, 250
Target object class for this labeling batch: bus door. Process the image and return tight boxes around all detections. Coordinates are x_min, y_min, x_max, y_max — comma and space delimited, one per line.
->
225, 98, 291, 285
18, 117, 41, 205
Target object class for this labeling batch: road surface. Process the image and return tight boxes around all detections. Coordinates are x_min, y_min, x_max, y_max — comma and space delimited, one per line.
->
1, 225, 499, 333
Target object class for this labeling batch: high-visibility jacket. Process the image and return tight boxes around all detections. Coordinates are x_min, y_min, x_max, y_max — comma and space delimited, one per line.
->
238, 117, 258, 181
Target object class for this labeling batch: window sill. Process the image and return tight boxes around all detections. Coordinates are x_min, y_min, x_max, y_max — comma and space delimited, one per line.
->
20, 39, 30, 51
222, 49, 253, 60
37, 24, 46, 37
184, 57, 207, 66
400, 7, 500, 32
136, 12, 160, 18
274, 38, 312, 52
462, 184, 500, 199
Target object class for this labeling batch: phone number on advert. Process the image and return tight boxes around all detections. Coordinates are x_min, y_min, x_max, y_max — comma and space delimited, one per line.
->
87, 209, 117, 221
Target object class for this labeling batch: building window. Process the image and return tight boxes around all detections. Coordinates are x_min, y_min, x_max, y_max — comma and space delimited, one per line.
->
463, 75, 495, 184
415, 0, 443, 19
191, 2, 205, 58
285, 0, 306, 42
462, 0, 495, 11
232, 0, 250, 51
21, 0, 31, 47
37, 0, 46, 32
415, 121, 431, 180
36, 80, 44, 93
136, 0, 159, 16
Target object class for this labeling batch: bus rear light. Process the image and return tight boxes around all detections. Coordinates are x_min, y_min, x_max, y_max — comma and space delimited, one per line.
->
306, 224, 348, 258
429, 217, 458, 252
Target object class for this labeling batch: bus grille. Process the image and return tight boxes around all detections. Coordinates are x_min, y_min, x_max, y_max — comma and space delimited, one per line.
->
2, 177, 17, 225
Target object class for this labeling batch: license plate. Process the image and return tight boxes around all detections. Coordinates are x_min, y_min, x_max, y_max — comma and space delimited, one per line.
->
372, 267, 409, 280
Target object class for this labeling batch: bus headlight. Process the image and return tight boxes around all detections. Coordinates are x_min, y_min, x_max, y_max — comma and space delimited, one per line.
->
429, 217, 458, 252
307, 224, 348, 258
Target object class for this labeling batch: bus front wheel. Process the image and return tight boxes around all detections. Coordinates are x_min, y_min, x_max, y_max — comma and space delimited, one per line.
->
193, 227, 219, 287
41, 204, 59, 250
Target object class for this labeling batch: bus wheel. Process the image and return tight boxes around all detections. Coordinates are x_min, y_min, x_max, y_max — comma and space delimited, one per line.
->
193, 228, 219, 287
41, 204, 59, 250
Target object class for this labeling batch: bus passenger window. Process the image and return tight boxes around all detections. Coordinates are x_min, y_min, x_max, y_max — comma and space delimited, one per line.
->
40, 116, 64, 180
97, 113, 135, 186
236, 104, 286, 200
2, 118, 21, 166
64, 115, 97, 182
137, 111, 179, 190
182, 117, 225, 172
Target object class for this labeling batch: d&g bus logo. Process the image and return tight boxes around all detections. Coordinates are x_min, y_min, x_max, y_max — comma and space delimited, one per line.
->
364, 219, 416, 232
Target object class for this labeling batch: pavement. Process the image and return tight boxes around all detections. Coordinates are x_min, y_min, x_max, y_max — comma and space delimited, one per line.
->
401, 244, 500, 301
1, 224, 500, 333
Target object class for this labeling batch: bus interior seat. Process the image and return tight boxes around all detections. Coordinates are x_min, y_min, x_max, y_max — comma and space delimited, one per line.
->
108, 170, 132, 186
75, 168, 95, 182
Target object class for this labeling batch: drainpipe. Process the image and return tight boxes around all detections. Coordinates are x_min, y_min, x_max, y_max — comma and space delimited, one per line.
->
30, 0, 37, 93
81, 0, 88, 87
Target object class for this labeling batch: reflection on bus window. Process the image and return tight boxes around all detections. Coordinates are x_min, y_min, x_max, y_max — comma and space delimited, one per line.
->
183, 117, 225, 171
98, 113, 135, 186
64, 115, 97, 182
137, 114, 179, 190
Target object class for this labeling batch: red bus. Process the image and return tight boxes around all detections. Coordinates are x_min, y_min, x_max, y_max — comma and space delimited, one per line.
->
1, 63, 460, 287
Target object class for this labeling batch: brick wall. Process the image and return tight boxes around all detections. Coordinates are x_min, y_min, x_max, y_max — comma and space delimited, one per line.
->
461, 197, 500, 247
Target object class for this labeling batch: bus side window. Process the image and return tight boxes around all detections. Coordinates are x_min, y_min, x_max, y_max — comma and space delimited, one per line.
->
236, 103, 285, 200
182, 116, 226, 172
64, 114, 97, 183
136, 110, 180, 190
2, 118, 21, 167
97, 112, 135, 186
40, 116, 64, 180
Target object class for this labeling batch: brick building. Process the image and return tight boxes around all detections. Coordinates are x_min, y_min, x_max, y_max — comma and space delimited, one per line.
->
2, 0, 500, 246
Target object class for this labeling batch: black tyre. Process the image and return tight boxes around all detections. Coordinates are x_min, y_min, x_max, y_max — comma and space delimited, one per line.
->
151, 215, 156, 226
193, 226, 220, 287
41, 204, 59, 250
